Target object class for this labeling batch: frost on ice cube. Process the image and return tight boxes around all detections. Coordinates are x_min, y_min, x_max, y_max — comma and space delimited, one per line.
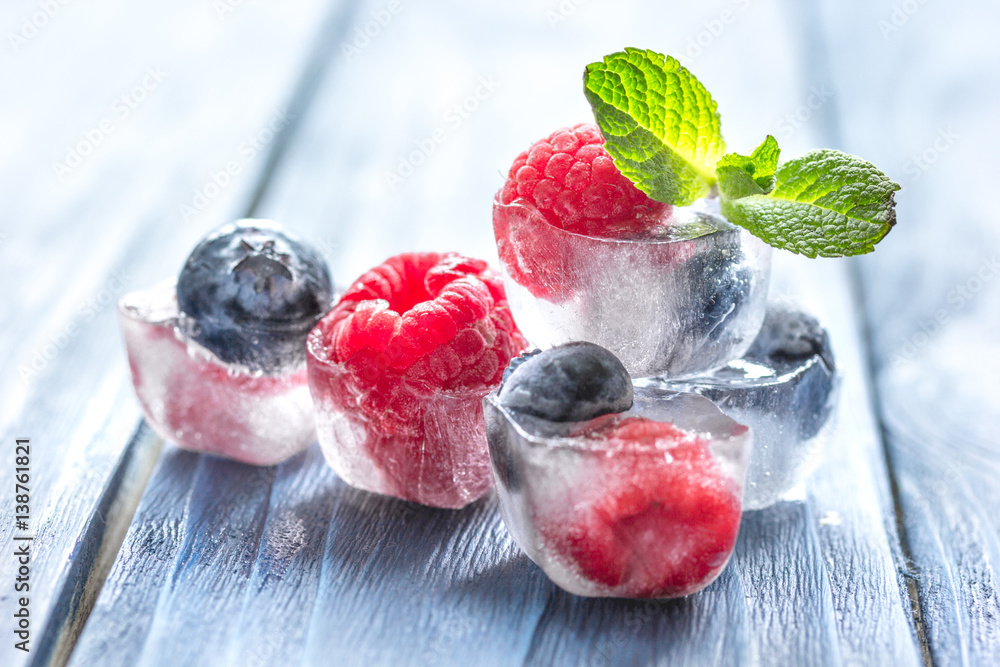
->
484, 387, 751, 599
637, 303, 838, 510
494, 196, 772, 377
303, 251, 526, 509
119, 279, 316, 465
307, 328, 494, 510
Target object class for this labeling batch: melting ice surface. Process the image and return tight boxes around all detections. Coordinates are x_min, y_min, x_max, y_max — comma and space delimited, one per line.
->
637, 303, 839, 510
119, 279, 316, 465
484, 387, 752, 598
495, 196, 773, 378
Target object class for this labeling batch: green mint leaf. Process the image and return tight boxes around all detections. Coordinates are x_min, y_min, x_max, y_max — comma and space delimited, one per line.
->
716, 159, 764, 199
716, 136, 781, 199
584, 48, 726, 206
749, 135, 780, 186
720, 149, 900, 257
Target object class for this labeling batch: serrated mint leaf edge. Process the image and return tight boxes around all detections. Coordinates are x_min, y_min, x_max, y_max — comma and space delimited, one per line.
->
771, 149, 899, 224
750, 135, 780, 180
720, 190, 897, 258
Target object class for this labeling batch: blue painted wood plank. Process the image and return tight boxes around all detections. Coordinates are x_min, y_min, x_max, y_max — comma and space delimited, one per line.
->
301, 493, 551, 667
70, 0, 930, 665
815, 0, 1000, 662
223, 446, 340, 667
67, 449, 201, 667
0, 2, 345, 665
132, 458, 276, 666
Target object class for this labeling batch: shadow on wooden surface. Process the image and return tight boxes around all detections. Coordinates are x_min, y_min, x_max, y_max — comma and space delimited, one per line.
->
72, 439, 908, 667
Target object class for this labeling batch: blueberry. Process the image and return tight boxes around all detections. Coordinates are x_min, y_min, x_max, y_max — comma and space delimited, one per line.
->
176, 219, 333, 372
498, 342, 633, 423
746, 306, 835, 372
745, 305, 836, 439
689, 252, 752, 341
500, 348, 542, 387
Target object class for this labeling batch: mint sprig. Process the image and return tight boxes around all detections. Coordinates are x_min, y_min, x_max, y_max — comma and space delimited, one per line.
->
583, 48, 726, 207
583, 49, 900, 257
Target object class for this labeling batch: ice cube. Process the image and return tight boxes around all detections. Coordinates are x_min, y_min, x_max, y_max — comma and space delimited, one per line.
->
484, 387, 751, 598
119, 279, 316, 465
636, 303, 838, 510
493, 196, 772, 377
306, 327, 494, 509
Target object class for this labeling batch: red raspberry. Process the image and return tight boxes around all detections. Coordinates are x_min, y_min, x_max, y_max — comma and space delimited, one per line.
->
499, 123, 669, 237
309, 252, 526, 505
494, 124, 671, 300
539, 418, 742, 598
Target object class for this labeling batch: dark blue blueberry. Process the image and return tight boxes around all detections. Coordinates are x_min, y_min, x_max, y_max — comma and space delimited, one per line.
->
500, 348, 542, 388
745, 305, 836, 439
176, 219, 332, 372
498, 342, 633, 423
689, 252, 752, 341
746, 306, 835, 373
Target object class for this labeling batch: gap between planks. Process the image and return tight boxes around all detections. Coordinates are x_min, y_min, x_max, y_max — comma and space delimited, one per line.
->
780, 0, 930, 660
849, 264, 933, 667
31, 425, 163, 667
44, 1, 366, 665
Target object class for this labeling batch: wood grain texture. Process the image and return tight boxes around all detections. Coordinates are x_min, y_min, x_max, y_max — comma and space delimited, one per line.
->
0, 2, 341, 666
69, 1, 927, 665
816, 0, 1000, 663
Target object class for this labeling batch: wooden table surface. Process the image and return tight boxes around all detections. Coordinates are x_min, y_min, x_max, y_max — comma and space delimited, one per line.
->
2, 1, 997, 665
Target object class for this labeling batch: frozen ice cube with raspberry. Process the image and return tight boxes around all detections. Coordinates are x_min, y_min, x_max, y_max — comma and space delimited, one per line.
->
493, 124, 772, 378
638, 302, 838, 510
484, 342, 751, 598
119, 219, 332, 465
307, 252, 526, 508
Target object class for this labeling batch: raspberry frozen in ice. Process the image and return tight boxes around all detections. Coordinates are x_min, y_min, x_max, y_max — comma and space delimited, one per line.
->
484, 343, 751, 598
494, 125, 772, 378
119, 219, 332, 465
307, 252, 526, 508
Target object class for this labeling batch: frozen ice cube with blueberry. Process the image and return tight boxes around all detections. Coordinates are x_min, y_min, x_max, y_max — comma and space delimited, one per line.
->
637, 303, 838, 510
119, 219, 332, 465
493, 124, 772, 378
485, 342, 752, 599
